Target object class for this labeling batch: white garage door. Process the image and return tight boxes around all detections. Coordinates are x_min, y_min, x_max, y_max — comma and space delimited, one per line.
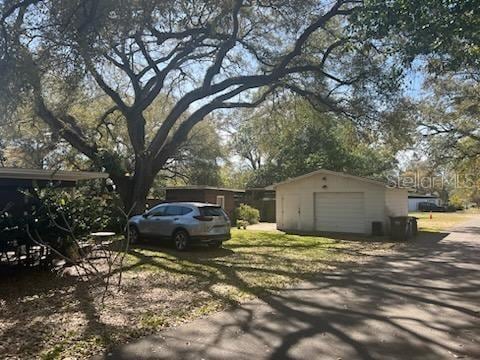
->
314, 192, 365, 233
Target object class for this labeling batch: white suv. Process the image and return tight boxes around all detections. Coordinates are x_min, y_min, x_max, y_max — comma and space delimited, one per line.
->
128, 202, 231, 251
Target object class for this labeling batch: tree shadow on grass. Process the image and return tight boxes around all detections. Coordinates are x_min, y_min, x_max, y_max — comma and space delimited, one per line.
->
131, 242, 235, 259
0, 265, 76, 300
0, 258, 141, 358
280, 229, 393, 242
104, 228, 480, 360
3, 227, 479, 359
123, 236, 347, 295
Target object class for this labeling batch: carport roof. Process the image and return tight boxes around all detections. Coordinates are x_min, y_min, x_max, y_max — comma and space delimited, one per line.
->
163, 185, 245, 193
273, 169, 391, 188
0, 167, 109, 182
408, 193, 439, 199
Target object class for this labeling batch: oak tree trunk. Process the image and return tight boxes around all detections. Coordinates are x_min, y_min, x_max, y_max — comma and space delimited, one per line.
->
111, 158, 156, 215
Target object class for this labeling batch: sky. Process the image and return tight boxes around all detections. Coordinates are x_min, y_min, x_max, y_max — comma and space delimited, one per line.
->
396, 59, 430, 171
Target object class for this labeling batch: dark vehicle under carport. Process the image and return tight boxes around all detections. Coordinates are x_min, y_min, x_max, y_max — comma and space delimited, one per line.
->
418, 202, 447, 212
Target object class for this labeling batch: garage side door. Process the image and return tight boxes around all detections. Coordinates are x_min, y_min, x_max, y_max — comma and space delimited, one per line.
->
282, 194, 300, 230
315, 192, 365, 233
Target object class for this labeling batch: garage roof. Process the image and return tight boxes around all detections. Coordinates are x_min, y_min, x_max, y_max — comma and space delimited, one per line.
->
273, 169, 390, 188
0, 167, 109, 182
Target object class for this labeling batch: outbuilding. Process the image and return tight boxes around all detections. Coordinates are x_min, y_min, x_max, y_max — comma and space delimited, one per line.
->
244, 186, 276, 222
160, 186, 245, 219
0, 167, 109, 266
274, 169, 408, 235
0, 167, 109, 217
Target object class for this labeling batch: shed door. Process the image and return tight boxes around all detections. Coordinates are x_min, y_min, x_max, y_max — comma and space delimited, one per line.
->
314, 192, 365, 233
282, 194, 300, 230
216, 195, 225, 208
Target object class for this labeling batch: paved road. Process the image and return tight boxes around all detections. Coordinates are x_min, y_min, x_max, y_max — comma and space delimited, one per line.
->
102, 219, 480, 359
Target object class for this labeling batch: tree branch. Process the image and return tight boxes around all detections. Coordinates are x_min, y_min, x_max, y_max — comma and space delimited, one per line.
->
152, 85, 277, 173
202, 0, 243, 89
34, 94, 98, 159
82, 55, 130, 113
1, 0, 42, 21
147, 1, 355, 159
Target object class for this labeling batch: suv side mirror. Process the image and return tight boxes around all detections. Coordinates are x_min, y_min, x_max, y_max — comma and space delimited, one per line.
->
142, 212, 149, 218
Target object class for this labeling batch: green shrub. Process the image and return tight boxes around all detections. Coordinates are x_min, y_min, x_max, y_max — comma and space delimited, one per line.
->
234, 204, 260, 225
23, 189, 125, 236
49, 191, 125, 234
448, 194, 464, 210
0, 187, 126, 259
445, 204, 458, 212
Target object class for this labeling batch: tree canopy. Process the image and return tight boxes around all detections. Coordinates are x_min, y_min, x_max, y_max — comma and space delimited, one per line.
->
419, 78, 480, 164
230, 96, 413, 187
1, 0, 404, 212
356, 0, 480, 76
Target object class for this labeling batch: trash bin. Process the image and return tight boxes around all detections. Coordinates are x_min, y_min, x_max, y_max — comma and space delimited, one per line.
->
390, 216, 410, 241
409, 217, 418, 237
372, 221, 384, 236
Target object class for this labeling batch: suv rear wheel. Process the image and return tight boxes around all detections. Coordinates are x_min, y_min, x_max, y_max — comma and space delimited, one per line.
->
173, 230, 189, 251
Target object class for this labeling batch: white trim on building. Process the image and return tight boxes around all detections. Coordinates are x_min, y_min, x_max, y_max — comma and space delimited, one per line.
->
0, 167, 109, 182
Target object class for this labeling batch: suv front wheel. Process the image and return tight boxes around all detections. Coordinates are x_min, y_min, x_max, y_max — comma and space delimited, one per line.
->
128, 225, 140, 244
173, 230, 189, 251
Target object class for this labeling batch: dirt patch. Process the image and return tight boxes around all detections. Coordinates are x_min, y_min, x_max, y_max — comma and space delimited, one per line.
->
246, 222, 279, 232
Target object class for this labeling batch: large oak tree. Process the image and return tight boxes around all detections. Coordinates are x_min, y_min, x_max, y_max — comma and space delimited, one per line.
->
1, 0, 397, 212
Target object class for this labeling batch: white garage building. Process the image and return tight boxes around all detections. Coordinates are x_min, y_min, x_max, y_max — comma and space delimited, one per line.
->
275, 169, 408, 235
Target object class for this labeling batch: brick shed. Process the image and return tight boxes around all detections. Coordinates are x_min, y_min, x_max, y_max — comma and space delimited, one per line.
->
163, 186, 245, 219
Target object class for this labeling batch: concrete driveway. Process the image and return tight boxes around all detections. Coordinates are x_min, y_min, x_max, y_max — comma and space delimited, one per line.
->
102, 218, 480, 360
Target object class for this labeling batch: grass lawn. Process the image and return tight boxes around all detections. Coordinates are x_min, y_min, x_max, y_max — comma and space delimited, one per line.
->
0, 229, 393, 359
410, 211, 477, 232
